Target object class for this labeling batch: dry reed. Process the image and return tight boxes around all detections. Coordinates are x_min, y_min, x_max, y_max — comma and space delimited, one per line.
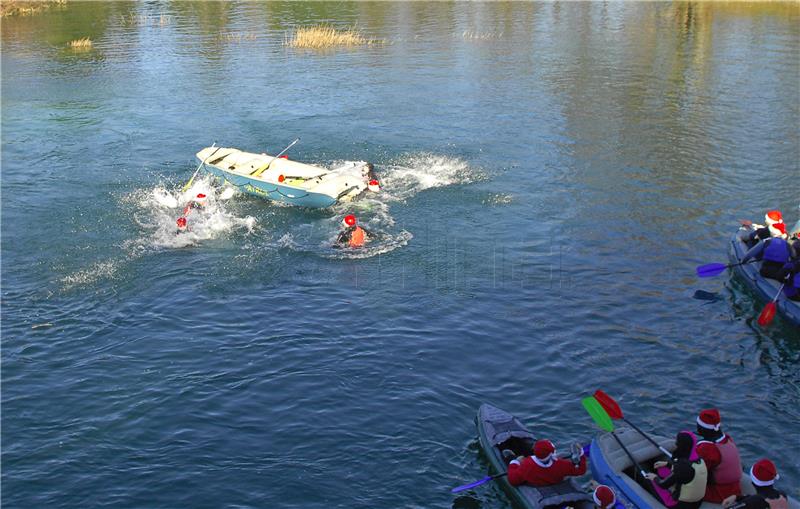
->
1, 0, 65, 17
68, 36, 92, 49
285, 25, 378, 49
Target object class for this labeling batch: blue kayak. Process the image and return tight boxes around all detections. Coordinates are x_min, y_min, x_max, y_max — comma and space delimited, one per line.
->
589, 428, 800, 509
728, 228, 800, 327
476, 403, 593, 509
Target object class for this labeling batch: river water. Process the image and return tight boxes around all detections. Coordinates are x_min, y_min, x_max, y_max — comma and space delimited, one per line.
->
2, 2, 799, 508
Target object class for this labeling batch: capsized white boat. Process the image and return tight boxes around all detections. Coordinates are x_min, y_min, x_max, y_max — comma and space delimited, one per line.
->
195, 146, 379, 208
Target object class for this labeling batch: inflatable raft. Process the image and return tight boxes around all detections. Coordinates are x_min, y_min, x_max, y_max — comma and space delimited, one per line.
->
589, 427, 800, 509
195, 146, 374, 208
728, 228, 800, 327
476, 403, 593, 509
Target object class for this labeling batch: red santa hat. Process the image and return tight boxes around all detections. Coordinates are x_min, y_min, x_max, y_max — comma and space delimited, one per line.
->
593, 485, 616, 509
342, 214, 357, 227
750, 459, 779, 487
697, 408, 721, 431
194, 193, 208, 206
769, 222, 787, 238
764, 210, 783, 226
533, 439, 555, 460
368, 179, 381, 192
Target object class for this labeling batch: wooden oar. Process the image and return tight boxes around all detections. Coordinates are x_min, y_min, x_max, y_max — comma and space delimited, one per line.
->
250, 138, 299, 177
182, 143, 219, 192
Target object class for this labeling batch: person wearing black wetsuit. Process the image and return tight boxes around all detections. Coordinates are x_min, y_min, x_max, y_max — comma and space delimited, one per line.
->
645, 432, 708, 509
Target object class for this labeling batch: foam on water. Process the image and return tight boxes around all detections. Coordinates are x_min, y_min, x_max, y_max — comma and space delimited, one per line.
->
61, 178, 255, 289
63, 153, 478, 285
377, 152, 482, 201
129, 178, 256, 249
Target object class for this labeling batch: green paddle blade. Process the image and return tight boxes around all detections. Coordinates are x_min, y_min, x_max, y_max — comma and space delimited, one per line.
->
582, 396, 615, 432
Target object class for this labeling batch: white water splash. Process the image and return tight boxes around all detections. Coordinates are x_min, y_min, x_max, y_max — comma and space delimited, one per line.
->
61, 178, 254, 289
377, 153, 482, 201
129, 177, 256, 249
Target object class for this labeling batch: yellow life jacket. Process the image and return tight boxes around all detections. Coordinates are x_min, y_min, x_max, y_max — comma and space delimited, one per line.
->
678, 459, 708, 503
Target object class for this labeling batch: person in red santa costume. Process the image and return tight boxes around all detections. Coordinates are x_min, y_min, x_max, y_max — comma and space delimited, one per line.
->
722, 459, 789, 509
507, 439, 586, 487
694, 408, 742, 503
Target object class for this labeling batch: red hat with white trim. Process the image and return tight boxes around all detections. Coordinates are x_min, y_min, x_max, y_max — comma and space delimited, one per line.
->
697, 408, 721, 431
593, 485, 616, 509
750, 459, 779, 487
343, 215, 357, 227
368, 179, 381, 192
194, 193, 208, 206
765, 210, 783, 226
176, 217, 187, 230
533, 439, 555, 460
769, 222, 787, 238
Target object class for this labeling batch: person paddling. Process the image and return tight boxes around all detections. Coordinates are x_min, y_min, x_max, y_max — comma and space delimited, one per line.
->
741, 223, 795, 281
746, 211, 784, 247
645, 431, 708, 509
694, 409, 742, 503
722, 459, 788, 509
507, 439, 586, 487
336, 215, 373, 248
778, 259, 800, 301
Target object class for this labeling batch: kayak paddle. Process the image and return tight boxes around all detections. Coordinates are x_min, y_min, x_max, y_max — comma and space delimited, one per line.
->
593, 390, 672, 458
696, 260, 756, 278
250, 138, 300, 177
451, 446, 588, 494
451, 472, 506, 493
183, 142, 220, 192
583, 396, 648, 481
757, 281, 786, 327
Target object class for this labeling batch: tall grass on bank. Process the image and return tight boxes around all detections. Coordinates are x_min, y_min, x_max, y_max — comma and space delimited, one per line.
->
68, 37, 92, 49
285, 25, 379, 49
0, 0, 65, 17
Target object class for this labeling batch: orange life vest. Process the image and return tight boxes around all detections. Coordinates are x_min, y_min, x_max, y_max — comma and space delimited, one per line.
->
349, 226, 365, 248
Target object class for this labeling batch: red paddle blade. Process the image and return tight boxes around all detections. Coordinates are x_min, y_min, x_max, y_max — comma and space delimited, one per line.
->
757, 302, 777, 327
593, 390, 624, 419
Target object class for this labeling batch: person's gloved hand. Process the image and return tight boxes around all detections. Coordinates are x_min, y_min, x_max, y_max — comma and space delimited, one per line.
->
653, 460, 668, 469
570, 443, 584, 464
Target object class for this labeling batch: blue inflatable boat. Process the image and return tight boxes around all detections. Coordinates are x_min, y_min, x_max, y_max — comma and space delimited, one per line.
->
589, 427, 799, 509
728, 228, 800, 327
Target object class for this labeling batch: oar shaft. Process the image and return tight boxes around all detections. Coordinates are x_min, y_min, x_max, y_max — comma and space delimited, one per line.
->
610, 432, 647, 479
184, 143, 220, 192
623, 418, 672, 458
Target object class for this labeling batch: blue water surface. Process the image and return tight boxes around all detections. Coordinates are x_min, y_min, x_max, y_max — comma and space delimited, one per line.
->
2, 2, 799, 508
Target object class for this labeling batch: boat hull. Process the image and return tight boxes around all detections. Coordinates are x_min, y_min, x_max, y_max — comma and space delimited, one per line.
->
203, 165, 337, 208
194, 146, 371, 209
589, 428, 799, 509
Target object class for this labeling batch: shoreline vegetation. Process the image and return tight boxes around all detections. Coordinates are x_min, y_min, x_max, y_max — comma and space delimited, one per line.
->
285, 25, 382, 49
68, 36, 91, 49
0, 0, 65, 17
